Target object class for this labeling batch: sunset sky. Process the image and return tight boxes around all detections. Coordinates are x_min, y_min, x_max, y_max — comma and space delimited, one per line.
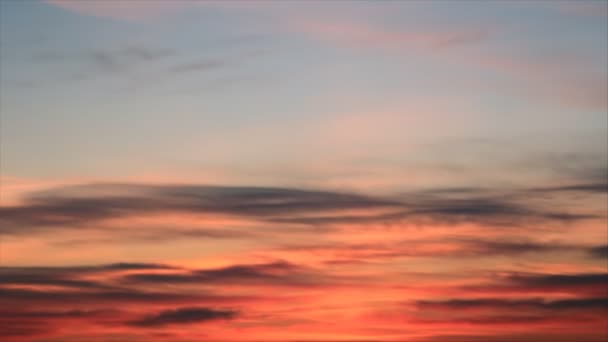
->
0, 1, 607, 341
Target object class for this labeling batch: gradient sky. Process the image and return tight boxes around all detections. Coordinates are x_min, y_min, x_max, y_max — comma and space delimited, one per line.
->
0, 1, 607, 341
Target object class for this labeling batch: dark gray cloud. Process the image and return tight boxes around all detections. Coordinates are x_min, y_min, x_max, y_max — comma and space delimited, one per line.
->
52, 228, 254, 247
462, 239, 575, 255
0, 263, 177, 290
122, 260, 329, 287
461, 272, 608, 297
0, 272, 107, 290
0, 319, 54, 339
0, 309, 114, 319
404, 189, 602, 225
416, 297, 608, 311
1, 181, 602, 238
277, 195, 597, 227
410, 197, 539, 219
0, 287, 200, 306
0, 309, 116, 339
588, 245, 608, 259
415, 333, 608, 342
531, 183, 608, 194
276, 238, 580, 265
0, 261, 258, 339
0, 183, 399, 234
0, 262, 260, 310
128, 307, 237, 327
413, 294, 608, 335
0, 260, 321, 310
0, 262, 177, 276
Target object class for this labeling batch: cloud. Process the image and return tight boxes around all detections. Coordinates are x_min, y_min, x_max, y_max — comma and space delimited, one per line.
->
0, 183, 400, 234
416, 333, 608, 342
0, 287, 200, 306
29, 43, 257, 90
1, 260, 606, 340
0, 260, 300, 340
329, 196, 596, 227
128, 307, 237, 327
45, 0, 262, 21
291, 18, 490, 52
168, 59, 229, 74
411, 197, 537, 219
416, 297, 608, 311
272, 238, 582, 266
462, 239, 575, 255
0, 262, 260, 310
462, 272, 608, 297
531, 183, 608, 194
414, 295, 608, 333
32, 46, 175, 71
275, 183, 603, 227
588, 245, 608, 259
507, 273, 608, 288
0, 263, 177, 290
87, 46, 174, 73
45, 0, 187, 21
122, 260, 333, 287
166, 46, 265, 75
0, 309, 116, 340
402, 180, 605, 225
2, 182, 601, 238
52, 228, 251, 247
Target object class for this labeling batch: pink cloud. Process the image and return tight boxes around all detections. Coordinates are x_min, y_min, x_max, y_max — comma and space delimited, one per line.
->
477, 53, 608, 111
287, 16, 605, 111
291, 18, 490, 51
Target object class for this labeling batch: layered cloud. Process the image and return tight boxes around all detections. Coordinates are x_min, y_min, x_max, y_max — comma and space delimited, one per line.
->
3, 2, 607, 341
2, 180, 604, 235
1, 259, 606, 341
1, 182, 605, 340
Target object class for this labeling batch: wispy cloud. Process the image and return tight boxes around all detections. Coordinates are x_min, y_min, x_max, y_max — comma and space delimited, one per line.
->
1, 181, 602, 238
128, 307, 237, 327
290, 18, 490, 52
0, 183, 399, 234
45, 0, 187, 21
463, 272, 608, 297
416, 297, 608, 312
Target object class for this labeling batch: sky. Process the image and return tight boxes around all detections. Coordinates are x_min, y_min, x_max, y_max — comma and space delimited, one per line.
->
0, 0, 607, 341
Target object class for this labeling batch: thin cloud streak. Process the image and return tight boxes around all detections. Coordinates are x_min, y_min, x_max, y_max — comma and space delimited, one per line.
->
128, 307, 237, 327
1, 181, 602, 236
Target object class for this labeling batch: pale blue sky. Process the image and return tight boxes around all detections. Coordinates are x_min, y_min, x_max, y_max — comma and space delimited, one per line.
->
1, 0, 606, 191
